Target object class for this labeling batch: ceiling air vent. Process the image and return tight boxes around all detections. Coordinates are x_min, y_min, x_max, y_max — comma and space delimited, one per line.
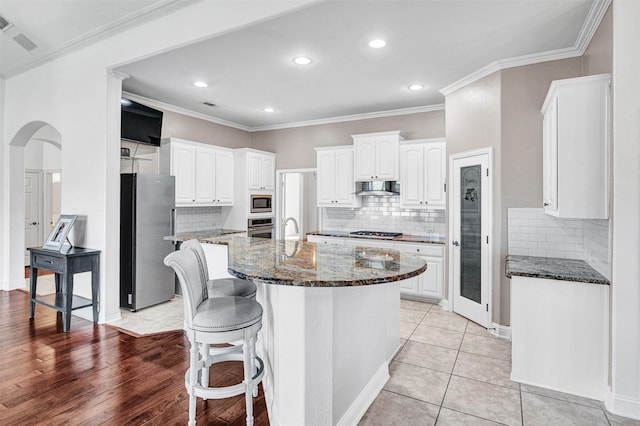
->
0, 15, 13, 32
203, 101, 216, 107
13, 33, 37, 51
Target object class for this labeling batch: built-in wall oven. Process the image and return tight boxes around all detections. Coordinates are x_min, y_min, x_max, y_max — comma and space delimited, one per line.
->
247, 217, 274, 239
250, 194, 273, 214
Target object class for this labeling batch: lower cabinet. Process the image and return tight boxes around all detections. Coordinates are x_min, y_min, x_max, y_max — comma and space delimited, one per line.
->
307, 235, 444, 301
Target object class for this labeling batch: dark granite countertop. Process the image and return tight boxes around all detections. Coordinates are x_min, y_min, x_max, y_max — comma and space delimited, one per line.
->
307, 230, 446, 245
505, 255, 609, 285
164, 229, 245, 243
191, 235, 427, 287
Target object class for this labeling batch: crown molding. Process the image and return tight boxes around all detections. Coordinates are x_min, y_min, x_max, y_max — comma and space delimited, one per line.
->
122, 91, 252, 132
440, 0, 611, 96
250, 104, 446, 132
1, 0, 199, 79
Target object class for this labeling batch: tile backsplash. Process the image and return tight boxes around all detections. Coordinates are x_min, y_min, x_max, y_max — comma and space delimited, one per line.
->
507, 208, 610, 279
321, 196, 447, 236
175, 206, 226, 233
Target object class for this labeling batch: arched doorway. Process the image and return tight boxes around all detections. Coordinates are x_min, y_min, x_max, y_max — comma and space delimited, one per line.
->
4, 121, 62, 291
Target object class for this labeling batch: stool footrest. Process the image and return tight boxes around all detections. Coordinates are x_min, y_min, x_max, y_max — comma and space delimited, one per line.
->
185, 355, 265, 400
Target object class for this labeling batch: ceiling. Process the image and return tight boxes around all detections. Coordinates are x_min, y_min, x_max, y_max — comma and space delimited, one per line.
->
1, 0, 602, 131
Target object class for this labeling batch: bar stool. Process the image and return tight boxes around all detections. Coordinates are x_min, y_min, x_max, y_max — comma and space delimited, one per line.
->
164, 249, 264, 426
181, 239, 257, 299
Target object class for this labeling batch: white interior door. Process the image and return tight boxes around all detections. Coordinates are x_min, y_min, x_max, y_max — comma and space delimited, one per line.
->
450, 150, 492, 327
24, 171, 42, 265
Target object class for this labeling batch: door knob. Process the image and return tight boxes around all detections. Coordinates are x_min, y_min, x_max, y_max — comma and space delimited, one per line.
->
452, 241, 460, 246
31, 222, 38, 225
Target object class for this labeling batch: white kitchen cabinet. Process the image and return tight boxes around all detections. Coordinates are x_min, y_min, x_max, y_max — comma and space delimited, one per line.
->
399, 139, 446, 209
541, 74, 610, 219
316, 146, 361, 207
352, 131, 406, 181
247, 151, 275, 191
394, 242, 444, 301
160, 138, 234, 207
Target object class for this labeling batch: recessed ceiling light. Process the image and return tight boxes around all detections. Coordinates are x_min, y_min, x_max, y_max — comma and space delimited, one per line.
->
408, 84, 425, 91
193, 81, 208, 88
369, 39, 386, 48
264, 107, 275, 113
293, 56, 312, 65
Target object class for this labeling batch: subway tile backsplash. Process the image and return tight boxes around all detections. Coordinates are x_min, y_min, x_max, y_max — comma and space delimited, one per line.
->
175, 206, 225, 233
321, 196, 447, 237
508, 208, 610, 279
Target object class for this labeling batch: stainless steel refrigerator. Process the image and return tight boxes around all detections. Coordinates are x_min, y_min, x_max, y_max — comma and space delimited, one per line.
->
120, 173, 175, 311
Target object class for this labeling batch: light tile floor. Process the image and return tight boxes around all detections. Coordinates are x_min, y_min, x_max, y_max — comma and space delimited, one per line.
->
360, 299, 640, 426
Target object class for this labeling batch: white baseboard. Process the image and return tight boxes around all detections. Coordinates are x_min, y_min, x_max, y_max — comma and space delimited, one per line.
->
337, 361, 389, 426
438, 298, 449, 310
605, 387, 640, 420
491, 322, 511, 340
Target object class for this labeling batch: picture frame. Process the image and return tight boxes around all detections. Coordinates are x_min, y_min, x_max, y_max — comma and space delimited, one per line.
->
43, 214, 78, 251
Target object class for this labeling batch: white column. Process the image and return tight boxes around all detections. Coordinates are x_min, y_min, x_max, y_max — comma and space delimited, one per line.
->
607, 0, 640, 419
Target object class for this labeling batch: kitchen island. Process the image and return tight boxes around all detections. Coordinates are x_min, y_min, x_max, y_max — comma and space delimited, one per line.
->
167, 234, 426, 425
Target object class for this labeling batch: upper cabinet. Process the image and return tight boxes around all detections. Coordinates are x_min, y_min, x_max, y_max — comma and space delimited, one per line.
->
541, 74, 610, 219
316, 146, 361, 208
160, 138, 233, 207
352, 131, 406, 181
247, 151, 275, 191
399, 139, 446, 209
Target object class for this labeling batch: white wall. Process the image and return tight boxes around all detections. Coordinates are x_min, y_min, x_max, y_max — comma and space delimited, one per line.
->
0, 1, 318, 322
608, 0, 640, 419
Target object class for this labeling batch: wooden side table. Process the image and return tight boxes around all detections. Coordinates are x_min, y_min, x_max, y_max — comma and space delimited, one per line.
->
28, 247, 100, 332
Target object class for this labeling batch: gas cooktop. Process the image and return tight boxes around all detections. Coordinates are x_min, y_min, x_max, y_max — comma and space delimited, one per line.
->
349, 231, 403, 239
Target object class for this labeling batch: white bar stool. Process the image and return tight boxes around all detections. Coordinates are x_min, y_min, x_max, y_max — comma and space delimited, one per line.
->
181, 239, 257, 299
164, 249, 264, 426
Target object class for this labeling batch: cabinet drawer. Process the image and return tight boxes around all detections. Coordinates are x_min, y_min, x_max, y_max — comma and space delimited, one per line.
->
32, 253, 64, 272
394, 242, 444, 257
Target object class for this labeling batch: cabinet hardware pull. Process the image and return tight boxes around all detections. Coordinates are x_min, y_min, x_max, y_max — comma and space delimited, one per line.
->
543, 202, 549, 206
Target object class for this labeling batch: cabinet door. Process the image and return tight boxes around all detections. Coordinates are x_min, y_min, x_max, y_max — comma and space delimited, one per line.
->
418, 256, 444, 298
543, 97, 558, 215
247, 153, 263, 190
172, 143, 196, 205
400, 144, 424, 208
334, 149, 356, 205
354, 138, 376, 181
215, 150, 234, 205
374, 136, 399, 180
316, 151, 336, 206
424, 142, 446, 208
261, 155, 275, 191
195, 147, 216, 204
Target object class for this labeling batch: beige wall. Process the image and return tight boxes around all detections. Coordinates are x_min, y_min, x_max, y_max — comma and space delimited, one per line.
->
251, 110, 445, 169
161, 109, 251, 149
583, 5, 613, 76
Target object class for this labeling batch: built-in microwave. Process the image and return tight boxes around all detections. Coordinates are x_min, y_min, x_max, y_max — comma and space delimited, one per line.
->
250, 194, 272, 214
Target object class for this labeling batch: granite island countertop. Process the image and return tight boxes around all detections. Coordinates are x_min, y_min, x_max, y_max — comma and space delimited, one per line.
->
505, 255, 610, 285
164, 229, 245, 243
183, 235, 427, 287
307, 230, 446, 245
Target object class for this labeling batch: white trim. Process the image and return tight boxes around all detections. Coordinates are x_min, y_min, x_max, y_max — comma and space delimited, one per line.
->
252, 104, 445, 132
121, 91, 253, 132
440, 0, 611, 96
490, 322, 511, 340
2, 0, 200, 79
336, 361, 389, 426
605, 387, 640, 421
448, 147, 494, 327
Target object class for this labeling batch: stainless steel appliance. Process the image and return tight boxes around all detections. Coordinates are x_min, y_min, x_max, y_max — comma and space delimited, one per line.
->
349, 230, 403, 239
250, 194, 273, 214
248, 217, 274, 239
120, 173, 176, 311
355, 181, 400, 196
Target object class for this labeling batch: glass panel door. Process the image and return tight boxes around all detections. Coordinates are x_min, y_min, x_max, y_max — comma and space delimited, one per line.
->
460, 165, 482, 304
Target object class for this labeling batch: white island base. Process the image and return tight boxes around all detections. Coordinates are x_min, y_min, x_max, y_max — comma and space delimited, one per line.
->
255, 280, 400, 426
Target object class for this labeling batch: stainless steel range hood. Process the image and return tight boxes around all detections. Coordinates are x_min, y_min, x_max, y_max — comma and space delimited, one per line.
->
356, 181, 400, 196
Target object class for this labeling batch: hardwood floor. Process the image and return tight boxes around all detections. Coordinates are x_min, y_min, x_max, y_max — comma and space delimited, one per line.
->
0, 290, 269, 425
